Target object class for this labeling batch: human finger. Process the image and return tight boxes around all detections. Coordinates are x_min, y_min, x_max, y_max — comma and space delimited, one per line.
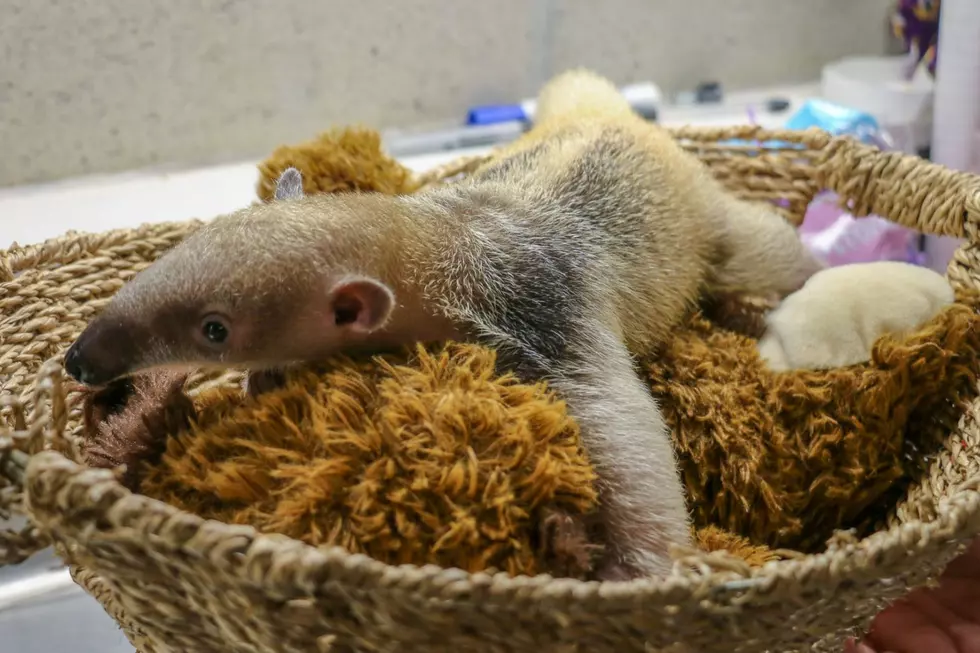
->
865, 597, 958, 653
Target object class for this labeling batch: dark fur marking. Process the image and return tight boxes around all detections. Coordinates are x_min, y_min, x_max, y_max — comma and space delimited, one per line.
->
469, 142, 549, 184
466, 225, 588, 382
551, 132, 647, 247
459, 132, 640, 380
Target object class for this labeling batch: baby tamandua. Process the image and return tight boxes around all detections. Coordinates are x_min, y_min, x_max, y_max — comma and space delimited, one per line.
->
64, 69, 822, 581
757, 260, 954, 371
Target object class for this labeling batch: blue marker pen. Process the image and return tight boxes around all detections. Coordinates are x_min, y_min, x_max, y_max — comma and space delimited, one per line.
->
466, 82, 663, 125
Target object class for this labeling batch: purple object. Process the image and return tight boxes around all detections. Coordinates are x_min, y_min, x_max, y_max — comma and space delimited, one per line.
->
892, 0, 942, 78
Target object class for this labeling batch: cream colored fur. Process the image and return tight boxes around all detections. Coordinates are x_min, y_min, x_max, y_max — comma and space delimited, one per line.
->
757, 261, 954, 372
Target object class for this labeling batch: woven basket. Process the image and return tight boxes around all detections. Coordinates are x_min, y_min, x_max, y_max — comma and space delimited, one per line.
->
4, 125, 980, 653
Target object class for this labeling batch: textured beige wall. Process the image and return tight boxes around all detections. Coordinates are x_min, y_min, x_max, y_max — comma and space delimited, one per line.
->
547, 0, 896, 92
0, 0, 895, 187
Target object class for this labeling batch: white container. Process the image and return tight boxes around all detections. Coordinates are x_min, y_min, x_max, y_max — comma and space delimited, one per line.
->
924, 0, 980, 272
821, 55, 935, 153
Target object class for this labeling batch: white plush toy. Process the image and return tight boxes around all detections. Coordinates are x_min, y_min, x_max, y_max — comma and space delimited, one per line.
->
757, 261, 955, 372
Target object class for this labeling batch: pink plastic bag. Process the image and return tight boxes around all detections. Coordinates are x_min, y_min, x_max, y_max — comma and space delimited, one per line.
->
797, 192, 924, 266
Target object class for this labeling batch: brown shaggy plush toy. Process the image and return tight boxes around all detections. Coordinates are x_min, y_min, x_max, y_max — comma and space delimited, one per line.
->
255, 127, 419, 201
80, 344, 779, 578
79, 127, 980, 579
653, 292, 980, 552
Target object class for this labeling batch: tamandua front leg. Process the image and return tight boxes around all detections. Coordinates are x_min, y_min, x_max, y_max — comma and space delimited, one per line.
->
543, 327, 692, 580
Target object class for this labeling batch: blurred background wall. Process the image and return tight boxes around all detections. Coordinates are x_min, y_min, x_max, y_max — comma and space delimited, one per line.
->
0, 0, 898, 188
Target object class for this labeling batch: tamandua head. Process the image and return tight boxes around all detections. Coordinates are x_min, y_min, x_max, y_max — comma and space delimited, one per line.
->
64, 168, 397, 386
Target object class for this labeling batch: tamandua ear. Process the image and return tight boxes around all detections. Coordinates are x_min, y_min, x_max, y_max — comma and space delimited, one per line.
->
274, 167, 304, 201
328, 276, 394, 333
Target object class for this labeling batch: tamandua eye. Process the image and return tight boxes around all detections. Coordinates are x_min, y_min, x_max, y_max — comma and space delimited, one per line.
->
204, 321, 228, 343
199, 315, 231, 346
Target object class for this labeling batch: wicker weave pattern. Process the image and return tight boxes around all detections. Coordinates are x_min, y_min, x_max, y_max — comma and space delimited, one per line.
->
3, 127, 980, 652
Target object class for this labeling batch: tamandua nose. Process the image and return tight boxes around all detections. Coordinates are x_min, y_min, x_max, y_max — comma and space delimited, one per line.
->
63, 344, 89, 383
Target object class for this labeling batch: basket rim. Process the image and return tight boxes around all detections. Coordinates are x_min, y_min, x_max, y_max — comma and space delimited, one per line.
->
24, 418, 980, 612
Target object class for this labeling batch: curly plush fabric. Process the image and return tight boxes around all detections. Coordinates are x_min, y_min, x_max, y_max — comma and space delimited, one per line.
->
78, 126, 980, 578
97, 345, 604, 578
82, 344, 779, 578
81, 370, 194, 491
653, 292, 980, 552
255, 127, 419, 201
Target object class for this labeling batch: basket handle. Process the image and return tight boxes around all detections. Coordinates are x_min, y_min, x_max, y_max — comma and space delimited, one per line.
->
816, 136, 980, 242
817, 136, 980, 295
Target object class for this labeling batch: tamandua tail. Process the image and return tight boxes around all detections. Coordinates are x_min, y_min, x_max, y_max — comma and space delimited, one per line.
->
533, 68, 640, 125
